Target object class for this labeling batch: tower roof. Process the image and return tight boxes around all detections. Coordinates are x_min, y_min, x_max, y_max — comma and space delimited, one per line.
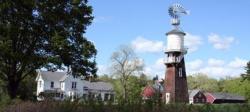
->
166, 29, 185, 35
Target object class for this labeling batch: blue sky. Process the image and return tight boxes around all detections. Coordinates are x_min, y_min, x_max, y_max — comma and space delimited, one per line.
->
85, 0, 250, 79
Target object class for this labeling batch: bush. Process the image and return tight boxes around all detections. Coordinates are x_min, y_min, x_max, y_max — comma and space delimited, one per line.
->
2, 100, 250, 112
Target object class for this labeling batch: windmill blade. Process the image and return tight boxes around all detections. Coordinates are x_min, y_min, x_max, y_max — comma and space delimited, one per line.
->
168, 3, 188, 18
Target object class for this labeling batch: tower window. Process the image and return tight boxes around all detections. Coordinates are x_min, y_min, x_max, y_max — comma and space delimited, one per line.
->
179, 67, 182, 77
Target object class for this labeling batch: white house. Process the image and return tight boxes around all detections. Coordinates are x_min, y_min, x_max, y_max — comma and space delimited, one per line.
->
36, 71, 114, 101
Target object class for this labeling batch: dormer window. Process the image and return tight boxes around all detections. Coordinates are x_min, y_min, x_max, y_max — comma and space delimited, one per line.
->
50, 81, 54, 88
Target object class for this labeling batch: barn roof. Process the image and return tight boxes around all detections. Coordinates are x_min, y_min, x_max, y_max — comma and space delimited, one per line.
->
208, 92, 245, 101
189, 89, 201, 98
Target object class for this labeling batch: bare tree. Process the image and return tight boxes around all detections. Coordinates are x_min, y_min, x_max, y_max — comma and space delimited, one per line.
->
111, 45, 143, 102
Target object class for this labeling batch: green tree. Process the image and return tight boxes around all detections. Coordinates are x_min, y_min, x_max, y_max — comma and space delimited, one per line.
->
241, 61, 250, 80
127, 75, 148, 103
17, 72, 37, 100
110, 45, 144, 102
220, 77, 250, 102
187, 73, 219, 92
0, 0, 97, 99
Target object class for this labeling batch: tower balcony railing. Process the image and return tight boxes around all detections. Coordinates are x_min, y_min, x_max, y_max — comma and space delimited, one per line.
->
164, 55, 184, 64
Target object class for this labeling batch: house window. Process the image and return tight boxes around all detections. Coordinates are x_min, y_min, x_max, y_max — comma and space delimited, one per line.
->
195, 98, 199, 103
83, 86, 88, 91
104, 93, 109, 101
96, 94, 102, 101
178, 67, 182, 77
56, 93, 60, 97
61, 94, 64, 99
50, 81, 54, 88
72, 82, 77, 89
110, 94, 114, 101
83, 94, 87, 100
202, 98, 205, 103
73, 75, 77, 78
88, 92, 94, 99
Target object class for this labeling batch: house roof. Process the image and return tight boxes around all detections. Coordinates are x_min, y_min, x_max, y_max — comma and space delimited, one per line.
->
207, 92, 245, 101
39, 71, 68, 81
85, 81, 113, 91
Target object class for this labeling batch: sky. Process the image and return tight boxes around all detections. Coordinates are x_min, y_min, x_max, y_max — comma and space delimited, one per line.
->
85, 0, 250, 79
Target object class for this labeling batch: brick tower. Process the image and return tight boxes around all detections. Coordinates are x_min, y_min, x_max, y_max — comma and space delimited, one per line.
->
164, 3, 189, 104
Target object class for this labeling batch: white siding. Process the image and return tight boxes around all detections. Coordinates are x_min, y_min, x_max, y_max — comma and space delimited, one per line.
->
36, 72, 114, 101
36, 78, 44, 96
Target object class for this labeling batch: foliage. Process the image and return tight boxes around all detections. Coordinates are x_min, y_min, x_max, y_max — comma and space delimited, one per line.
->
97, 73, 149, 104
110, 45, 144, 102
241, 61, 250, 80
187, 73, 219, 92
0, 73, 36, 101
16, 73, 37, 101
126, 75, 146, 103
187, 70, 250, 102
221, 77, 250, 102
2, 101, 250, 112
0, 0, 97, 98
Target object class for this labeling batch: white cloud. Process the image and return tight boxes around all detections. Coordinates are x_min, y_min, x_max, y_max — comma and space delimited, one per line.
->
228, 58, 248, 68
208, 33, 235, 50
131, 36, 164, 53
144, 58, 165, 79
186, 59, 203, 70
93, 16, 113, 23
185, 33, 203, 52
97, 65, 109, 75
186, 58, 247, 79
143, 57, 247, 79
207, 58, 225, 67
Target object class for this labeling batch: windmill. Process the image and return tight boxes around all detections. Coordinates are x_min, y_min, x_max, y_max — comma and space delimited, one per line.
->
164, 3, 189, 103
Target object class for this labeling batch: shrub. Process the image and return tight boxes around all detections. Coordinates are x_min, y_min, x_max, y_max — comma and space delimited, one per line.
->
2, 100, 250, 112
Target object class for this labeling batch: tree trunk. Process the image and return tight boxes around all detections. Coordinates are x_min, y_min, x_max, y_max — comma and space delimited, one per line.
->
122, 83, 128, 102
7, 79, 20, 99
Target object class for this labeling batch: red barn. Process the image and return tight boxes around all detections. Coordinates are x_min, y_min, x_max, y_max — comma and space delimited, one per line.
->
142, 80, 164, 100
206, 92, 246, 104
142, 86, 156, 99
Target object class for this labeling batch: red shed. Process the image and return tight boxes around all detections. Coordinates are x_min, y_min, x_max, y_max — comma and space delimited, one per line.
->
189, 89, 206, 104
